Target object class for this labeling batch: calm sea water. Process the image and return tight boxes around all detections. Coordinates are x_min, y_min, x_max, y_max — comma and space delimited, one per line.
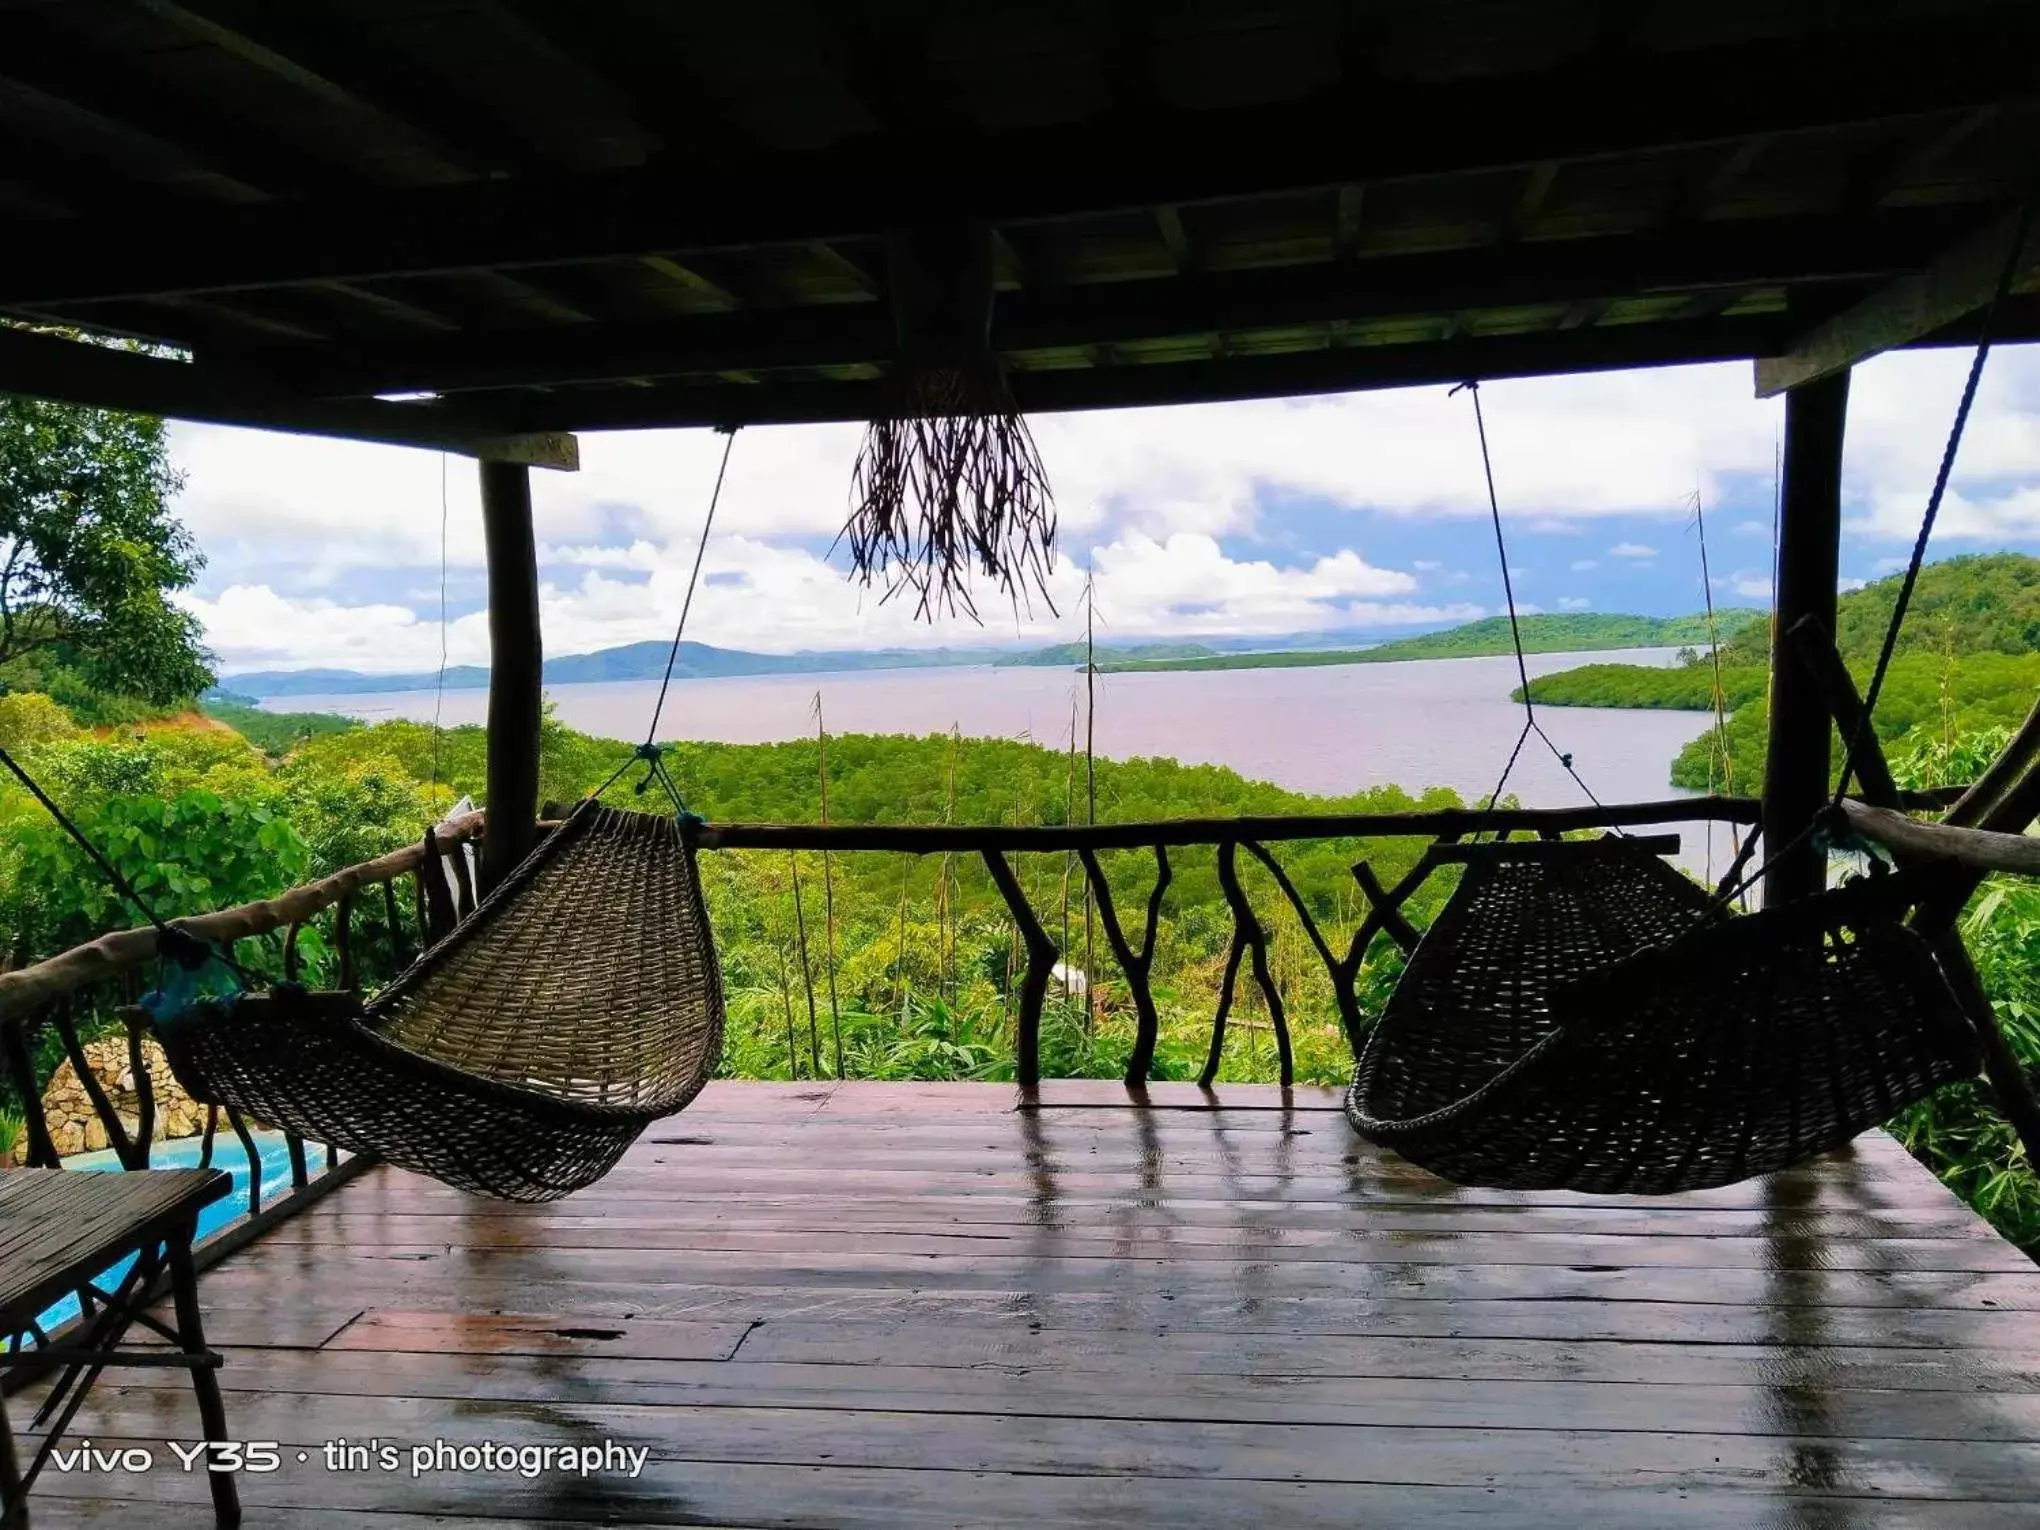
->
267, 647, 1738, 868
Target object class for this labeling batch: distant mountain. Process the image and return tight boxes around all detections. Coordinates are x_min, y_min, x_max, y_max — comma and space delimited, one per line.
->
1096, 610, 1764, 674
216, 638, 1224, 697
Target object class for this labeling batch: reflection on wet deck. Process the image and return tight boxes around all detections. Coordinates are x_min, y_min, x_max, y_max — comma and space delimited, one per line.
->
27, 1081, 2040, 1527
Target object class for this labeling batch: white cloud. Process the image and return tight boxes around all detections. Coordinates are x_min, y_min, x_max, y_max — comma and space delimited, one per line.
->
157, 345, 2040, 663
1843, 346, 2040, 540
1412, 559, 1443, 572
196, 532, 1458, 671
1570, 558, 1599, 572
178, 584, 486, 673
1720, 569, 1774, 600
1608, 542, 1657, 559
1838, 576, 1868, 593
1558, 596, 1591, 611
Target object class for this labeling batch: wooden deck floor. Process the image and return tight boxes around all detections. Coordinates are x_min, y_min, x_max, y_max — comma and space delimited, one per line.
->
21, 1080, 2040, 1527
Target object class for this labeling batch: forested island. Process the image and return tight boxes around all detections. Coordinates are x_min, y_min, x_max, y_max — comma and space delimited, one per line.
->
3, 391, 2038, 1251
1096, 610, 1761, 672
1524, 553, 2040, 793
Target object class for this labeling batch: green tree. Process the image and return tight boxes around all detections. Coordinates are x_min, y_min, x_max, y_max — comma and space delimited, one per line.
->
0, 393, 212, 705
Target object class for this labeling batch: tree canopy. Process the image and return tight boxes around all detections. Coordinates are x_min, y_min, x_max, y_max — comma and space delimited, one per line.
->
0, 392, 211, 707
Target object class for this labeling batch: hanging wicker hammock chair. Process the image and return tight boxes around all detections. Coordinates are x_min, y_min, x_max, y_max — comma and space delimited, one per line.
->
1344, 836, 1981, 1194
151, 802, 726, 1202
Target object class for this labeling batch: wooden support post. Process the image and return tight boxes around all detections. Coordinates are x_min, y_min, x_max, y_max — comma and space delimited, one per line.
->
1762, 369, 1848, 907
479, 460, 543, 892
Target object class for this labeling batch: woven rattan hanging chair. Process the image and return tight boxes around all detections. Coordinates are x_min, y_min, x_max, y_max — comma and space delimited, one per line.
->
1345, 836, 1981, 1194
150, 802, 725, 1201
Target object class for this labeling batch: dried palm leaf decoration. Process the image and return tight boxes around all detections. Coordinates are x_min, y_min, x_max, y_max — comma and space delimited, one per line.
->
845, 224, 1056, 621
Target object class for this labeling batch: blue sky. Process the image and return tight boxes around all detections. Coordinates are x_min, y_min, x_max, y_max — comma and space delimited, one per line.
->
164, 346, 2040, 673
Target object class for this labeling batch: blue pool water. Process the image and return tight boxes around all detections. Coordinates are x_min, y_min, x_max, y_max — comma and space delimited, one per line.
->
15, 1130, 306, 1340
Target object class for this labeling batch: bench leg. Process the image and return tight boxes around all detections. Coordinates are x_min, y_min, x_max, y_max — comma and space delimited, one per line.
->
167, 1228, 239, 1530
0, 1388, 26, 1530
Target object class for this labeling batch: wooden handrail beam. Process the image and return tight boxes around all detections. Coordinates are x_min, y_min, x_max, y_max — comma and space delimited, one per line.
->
0, 812, 484, 1025
692, 797, 1762, 854
1842, 801, 2040, 879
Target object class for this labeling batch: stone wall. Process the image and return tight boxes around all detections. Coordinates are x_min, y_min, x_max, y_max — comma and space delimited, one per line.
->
8, 1033, 208, 1162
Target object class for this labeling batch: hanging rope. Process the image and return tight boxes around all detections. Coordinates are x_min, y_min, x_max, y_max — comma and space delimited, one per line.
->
430, 450, 450, 799
1833, 193, 2037, 810
593, 426, 738, 811
1706, 196, 2036, 913
1453, 381, 1612, 832
0, 744, 249, 981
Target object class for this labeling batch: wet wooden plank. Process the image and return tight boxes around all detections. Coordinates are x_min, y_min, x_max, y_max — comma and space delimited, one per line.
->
36, 1081, 2040, 1525
30, 1459, 2040, 1529
30, 1392, 2040, 1497
66, 1348, 2040, 1439
185, 1243, 2040, 1309
245, 1224, 2024, 1273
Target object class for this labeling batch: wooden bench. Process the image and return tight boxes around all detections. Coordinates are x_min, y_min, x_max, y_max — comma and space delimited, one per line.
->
0, 1169, 239, 1528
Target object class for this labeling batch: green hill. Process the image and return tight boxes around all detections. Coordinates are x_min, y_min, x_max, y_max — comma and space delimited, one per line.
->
1098, 610, 1761, 673
1524, 553, 2040, 790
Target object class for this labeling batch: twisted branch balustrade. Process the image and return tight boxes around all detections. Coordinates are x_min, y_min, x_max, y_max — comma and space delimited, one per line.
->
2, 786, 1990, 1250
0, 811, 488, 1360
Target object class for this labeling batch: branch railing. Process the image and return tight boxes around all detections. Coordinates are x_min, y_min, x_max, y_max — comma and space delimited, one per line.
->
3, 783, 2003, 1250
698, 796, 1780, 1088
0, 812, 485, 1358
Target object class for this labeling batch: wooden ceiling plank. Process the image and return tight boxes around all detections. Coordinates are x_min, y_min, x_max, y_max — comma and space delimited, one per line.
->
1154, 206, 1193, 273
1754, 208, 2039, 396
12, 6, 2032, 308
803, 243, 882, 301
250, 213, 1949, 399
136, 0, 535, 180
640, 255, 745, 311
1333, 185, 1365, 259
310, 281, 463, 334
1511, 162, 1561, 239
1685, 136, 1769, 220
487, 0, 733, 161
0, 15, 318, 199
493, 313, 1800, 432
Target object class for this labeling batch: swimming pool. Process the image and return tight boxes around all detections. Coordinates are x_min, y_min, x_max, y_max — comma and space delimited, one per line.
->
14, 1130, 311, 1340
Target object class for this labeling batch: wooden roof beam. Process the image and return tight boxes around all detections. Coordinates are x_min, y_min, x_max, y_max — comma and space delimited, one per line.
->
243, 213, 1952, 399
487, 0, 736, 164
1154, 206, 1193, 273
1754, 208, 2039, 396
9, 8, 2033, 308
640, 255, 744, 312
138, 0, 539, 180
0, 324, 576, 466
1333, 186, 1365, 259
0, 17, 320, 200
496, 313, 1799, 432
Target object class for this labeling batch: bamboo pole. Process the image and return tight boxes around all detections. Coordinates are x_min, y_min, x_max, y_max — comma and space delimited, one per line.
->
1084, 570, 1098, 1030
789, 852, 822, 1078
1061, 697, 1076, 1001
813, 694, 843, 1079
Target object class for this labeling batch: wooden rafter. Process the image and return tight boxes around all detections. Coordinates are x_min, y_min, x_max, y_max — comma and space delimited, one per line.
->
1754, 208, 2039, 396
243, 214, 1945, 399
7, 8, 2034, 310
135, 0, 536, 180
0, 324, 576, 465
0, 15, 320, 199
